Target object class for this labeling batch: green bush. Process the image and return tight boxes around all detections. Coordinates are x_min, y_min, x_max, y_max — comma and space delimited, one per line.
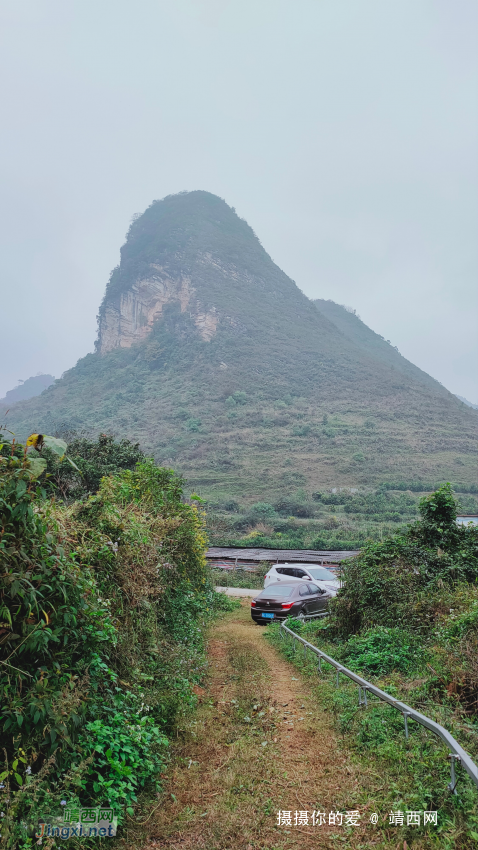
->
313, 491, 353, 505
43, 432, 145, 500
274, 495, 315, 518
232, 391, 247, 404
0, 433, 226, 843
0, 438, 114, 758
186, 417, 201, 432
223, 500, 239, 512
343, 491, 416, 517
249, 502, 277, 522
330, 484, 478, 637
341, 627, 425, 675
291, 424, 311, 437
80, 691, 168, 814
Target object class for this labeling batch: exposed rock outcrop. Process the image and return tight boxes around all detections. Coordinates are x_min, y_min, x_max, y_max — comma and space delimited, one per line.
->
97, 264, 218, 354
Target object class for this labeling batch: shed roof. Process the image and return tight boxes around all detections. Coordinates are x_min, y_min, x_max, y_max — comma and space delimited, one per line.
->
206, 547, 359, 563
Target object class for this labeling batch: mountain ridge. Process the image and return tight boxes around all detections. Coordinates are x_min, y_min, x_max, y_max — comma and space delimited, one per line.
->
4, 191, 476, 500
313, 299, 446, 394
0, 374, 55, 406
455, 395, 478, 410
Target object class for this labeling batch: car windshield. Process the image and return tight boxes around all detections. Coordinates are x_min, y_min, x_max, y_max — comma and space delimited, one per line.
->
257, 586, 294, 598
307, 568, 337, 581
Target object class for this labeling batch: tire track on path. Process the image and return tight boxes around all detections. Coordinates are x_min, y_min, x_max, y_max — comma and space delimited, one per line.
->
139, 602, 372, 850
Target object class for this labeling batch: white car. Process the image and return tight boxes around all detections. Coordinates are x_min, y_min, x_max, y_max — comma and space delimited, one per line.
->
264, 563, 340, 596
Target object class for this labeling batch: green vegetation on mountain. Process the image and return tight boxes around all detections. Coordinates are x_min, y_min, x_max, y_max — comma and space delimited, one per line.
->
5, 192, 477, 542
0, 431, 234, 847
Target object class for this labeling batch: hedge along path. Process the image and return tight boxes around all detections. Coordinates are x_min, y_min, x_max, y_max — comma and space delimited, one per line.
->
134, 601, 382, 850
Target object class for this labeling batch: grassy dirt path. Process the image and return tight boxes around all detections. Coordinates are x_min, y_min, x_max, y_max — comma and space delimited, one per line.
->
139, 602, 376, 850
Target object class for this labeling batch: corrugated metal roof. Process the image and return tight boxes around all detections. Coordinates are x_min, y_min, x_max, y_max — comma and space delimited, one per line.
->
206, 547, 359, 563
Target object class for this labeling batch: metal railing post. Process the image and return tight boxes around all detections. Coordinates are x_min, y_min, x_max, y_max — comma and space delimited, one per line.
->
403, 712, 410, 740
358, 686, 368, 706
448, 754, 460, 795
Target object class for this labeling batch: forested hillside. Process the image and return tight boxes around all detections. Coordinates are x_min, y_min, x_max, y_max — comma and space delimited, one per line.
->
5, 192, 477, 510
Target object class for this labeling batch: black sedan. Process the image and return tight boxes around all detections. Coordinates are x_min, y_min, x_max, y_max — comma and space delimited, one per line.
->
251, 581, 331, 624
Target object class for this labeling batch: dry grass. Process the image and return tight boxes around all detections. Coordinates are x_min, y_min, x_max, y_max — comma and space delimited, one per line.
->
113, 601, 472, 849
117, 603, 409, 850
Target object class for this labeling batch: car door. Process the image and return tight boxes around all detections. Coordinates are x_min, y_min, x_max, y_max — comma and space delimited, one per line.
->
307, 582, 328, 613
298, 583, 312, 613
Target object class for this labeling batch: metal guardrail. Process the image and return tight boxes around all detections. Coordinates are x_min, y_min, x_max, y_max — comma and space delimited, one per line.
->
297, 611, 330, 621
279, 622, 478, 794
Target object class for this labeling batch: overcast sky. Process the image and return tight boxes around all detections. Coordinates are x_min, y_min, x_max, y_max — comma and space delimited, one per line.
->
1, 0, 477, 402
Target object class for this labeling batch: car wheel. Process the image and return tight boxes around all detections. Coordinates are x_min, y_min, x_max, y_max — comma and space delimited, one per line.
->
297, 609, 306, 621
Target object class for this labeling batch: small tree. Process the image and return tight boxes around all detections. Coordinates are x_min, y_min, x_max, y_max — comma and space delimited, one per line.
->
44, 433, 145, 499
416, 482, 459, 549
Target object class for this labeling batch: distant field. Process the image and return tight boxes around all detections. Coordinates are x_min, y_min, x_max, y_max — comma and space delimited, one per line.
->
205, 485, 478, 550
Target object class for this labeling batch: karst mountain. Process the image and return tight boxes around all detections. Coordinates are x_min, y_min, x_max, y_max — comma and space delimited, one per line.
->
5, 191, 476, 500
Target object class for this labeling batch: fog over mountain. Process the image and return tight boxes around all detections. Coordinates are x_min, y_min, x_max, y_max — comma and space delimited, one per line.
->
0, 1, 477, 403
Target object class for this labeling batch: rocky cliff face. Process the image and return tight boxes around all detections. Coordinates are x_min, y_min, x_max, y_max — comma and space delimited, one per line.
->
95, 190, 283, 356
97, 263, 218, 354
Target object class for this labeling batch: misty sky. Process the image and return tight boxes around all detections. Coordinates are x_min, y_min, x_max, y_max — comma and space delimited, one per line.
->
1, 0, 477, 402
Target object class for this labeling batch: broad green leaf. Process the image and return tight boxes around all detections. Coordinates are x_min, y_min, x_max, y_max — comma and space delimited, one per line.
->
42, 436, 68, 459
64, 454, 81, 472
26, 456, 47, 479
16, 480, 27, 498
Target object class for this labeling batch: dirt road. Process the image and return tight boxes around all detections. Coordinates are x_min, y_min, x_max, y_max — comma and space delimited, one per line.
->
138, 602, 370, 849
